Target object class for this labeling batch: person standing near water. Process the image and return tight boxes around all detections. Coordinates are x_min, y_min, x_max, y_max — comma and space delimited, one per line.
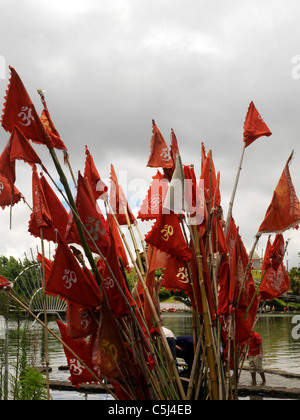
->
248, 331, 266, 386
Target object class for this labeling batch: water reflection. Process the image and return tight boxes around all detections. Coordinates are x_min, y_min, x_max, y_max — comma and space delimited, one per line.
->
2, 312, 300, 399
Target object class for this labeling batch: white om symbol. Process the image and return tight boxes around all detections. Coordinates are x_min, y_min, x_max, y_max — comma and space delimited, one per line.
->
0, 182, 4, 195
161, 224, 174, 241
18, 106, 34, 127
103, 276, 114, 289
80, 310, 89, 330
176, 267, 189, 284
69, 359, 84, 376
160, 147, 171, 162
85, 216, 106, 242
63, 269, 77, 289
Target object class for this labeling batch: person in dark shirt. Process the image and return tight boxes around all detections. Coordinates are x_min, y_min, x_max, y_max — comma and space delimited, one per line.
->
176, 335, 194, 376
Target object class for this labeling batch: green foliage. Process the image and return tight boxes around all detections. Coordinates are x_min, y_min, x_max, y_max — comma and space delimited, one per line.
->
18, 368, 48, 401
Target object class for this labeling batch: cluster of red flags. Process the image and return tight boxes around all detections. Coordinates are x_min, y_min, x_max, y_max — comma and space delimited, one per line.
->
1, 66, 299, 399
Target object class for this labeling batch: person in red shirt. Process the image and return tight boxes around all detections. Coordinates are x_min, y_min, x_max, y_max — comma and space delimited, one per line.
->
248, 331, 266, 386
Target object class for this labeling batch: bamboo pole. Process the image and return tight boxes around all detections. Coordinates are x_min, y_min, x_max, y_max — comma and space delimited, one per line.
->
39, 228, 50, 400
236, 234, 261, 308
106, 202, 186, 399
192, 224, 219, 400
225, 143, 246, 236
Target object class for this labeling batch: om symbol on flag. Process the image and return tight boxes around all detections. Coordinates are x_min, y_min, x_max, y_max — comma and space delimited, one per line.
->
161, 224, 174, 241
18, 106, 34, 127
63, 269, 77, 289
69, 359, 84, 376
176, 267, 189, 284
101, 339, 118, 368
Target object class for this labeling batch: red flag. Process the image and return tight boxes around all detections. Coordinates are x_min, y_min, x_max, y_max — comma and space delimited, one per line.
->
28, 174, 69, 242
137, 170, 168, 221
0, 275, 13, 292
84, 146, 108, 200
0, 174, 22, 209
56, 320, 98, 387
46, 235, 101, 308
102, 235, 135, 317
1, 67, 53, 148
107, 214, 129, 268
160, 256, 193, 297
258, 153, 300, 234
259, 235, 290, 301
65, 172, 110, 256
39, 92, 67, 151
31, 165, 52, 229
37, 252, 52, 282
143, 245, 170, 333
243, 101, 272, 148
66, 302, 98, 339
170, 128, 180, 168
145, 212, 192, 261
200, 150, 220, 208
91, 296, 136, 384
109, 164, 135, 226
147, 120, 173, 169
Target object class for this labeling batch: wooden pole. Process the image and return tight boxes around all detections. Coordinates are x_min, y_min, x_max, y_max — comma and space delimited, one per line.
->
225, 143, 246, 236
192, 224, 219, 400
39, 228, 50, 400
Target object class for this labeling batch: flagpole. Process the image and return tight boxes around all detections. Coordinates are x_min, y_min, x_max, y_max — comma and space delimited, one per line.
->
39, 228, 50, 400
225, 142, 246, 235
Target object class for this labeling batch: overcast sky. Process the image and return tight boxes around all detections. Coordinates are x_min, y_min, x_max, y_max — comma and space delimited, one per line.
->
0, 0, 300, 268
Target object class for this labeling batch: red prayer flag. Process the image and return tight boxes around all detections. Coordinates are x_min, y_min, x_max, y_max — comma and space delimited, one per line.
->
65, 172, 110, 256
258, 153, 300, 234
46, 234, 101, 307
107, 214, 129, 268
66, 302, 98, 340
160, 256, 193, 297
37, 252, 52, 282
102, 235, 135, 317
137, 170, 169, 221
56, 320, 98, 387
0, 174, 21, 209
259, 235, 290, 301
243, 101, 272, 148
170, 129, 180, 168
1, 67, 53, 148
0, 275, 13, 292
145, 212, 192, 261
0, 125, 41, 188
28, 174, 69, 242
39, 91, 67, 151
31, 165, 52, 229
109, 164, 135, 226
147, 120, 173, 169
84, 146, 108, 200
91, 296, 136, 384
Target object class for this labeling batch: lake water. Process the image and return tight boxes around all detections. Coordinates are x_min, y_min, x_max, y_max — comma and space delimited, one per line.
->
1, 312, 300, 399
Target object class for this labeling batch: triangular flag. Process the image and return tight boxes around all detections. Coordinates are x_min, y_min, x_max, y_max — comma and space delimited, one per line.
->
243, 101, 272, 147
46, 234, 101, 307
28, 174, 69, 242
147, 120, 173, 169
258, 153, 300, 234
65, 172, 110, 256
84, 146, 108, 200
1, 67, 53, 148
